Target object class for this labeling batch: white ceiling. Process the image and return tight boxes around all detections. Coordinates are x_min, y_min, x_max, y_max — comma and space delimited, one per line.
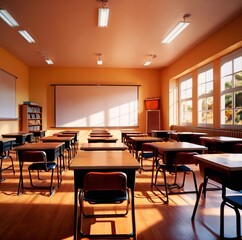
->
0, 0, 241, 69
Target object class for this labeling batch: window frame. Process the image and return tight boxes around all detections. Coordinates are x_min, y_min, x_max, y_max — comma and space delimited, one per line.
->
220, 48, 242, 129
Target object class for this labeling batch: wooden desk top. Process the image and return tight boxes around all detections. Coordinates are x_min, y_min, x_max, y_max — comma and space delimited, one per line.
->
14, 142, 64, 150
129, 136, 161, 142
87, 137, 118, 140
194, 154, 242, 172
0, 137, 16, 142
80, 143, 128, 151
42, 136, 74, 141
121, 130, 142, 134
149, 141, 207, 151
60, 130, 79, 136
200, 136, 242, 143
70, 151, 139, 170
172, 132, 207, 135
151, 130, 175, 133
89, 133, 113, 137
2, 132, 33, 137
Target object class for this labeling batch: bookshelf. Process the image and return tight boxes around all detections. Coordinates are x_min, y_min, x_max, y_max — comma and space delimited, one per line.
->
21, 104, 43, 133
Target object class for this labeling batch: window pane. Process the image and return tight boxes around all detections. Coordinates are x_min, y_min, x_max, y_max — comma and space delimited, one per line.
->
221, 75, 233, 91
221, 61, 232, 77
235, 71, 242, 87
206, 81, 213, 94
235, 109, 242, 125
207, 97, 213, 110
235, 91, 242, 108
234, 56, 242, 72
221, 93, 233, 109
207, 112, 213, 124
198, 83, 205, 96
221, 110, 233, 124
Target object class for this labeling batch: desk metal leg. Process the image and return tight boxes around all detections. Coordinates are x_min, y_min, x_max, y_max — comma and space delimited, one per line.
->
74, 187, 79, 240
191, 182, 204, 221
131, 188, 136, 240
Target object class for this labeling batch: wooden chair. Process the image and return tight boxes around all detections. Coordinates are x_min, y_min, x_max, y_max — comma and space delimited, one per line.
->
154, 151, 198, 203
138, 143, 154, 173
18, 151, 59, 196
78, 171, 133, 238
220, 175, 242, 239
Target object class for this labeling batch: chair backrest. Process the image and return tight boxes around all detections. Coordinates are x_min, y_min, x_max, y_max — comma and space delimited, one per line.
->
175, 152, 198, 165
21, 151, 47, 164
84, 172, 127, 194
141, 142, 153, 152
233, 143, 242, 153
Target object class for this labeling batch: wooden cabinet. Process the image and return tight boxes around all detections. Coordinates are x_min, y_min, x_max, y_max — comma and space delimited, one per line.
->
21, 104, 43, 133
146, 110, 160, 135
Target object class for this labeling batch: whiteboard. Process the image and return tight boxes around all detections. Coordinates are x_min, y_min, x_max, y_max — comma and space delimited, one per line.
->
0, 69, 17, 119
54, 85, 139, 127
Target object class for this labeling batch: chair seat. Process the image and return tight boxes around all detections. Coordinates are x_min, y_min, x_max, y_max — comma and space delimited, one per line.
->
141, 152, 153, 159
28, 162, 57, 171
159, 164, 191, 173
226, 195, 242, 207
84, 190, 128, 204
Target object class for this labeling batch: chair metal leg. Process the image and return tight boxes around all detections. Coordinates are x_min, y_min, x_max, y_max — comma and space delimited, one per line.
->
220, 200, 226, 239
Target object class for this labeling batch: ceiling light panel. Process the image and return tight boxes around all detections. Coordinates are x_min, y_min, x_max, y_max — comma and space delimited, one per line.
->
0, 9, 19, 27
18, 30, 35, 43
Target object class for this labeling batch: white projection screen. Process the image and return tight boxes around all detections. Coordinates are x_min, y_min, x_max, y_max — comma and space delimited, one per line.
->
54, 85, 139, 127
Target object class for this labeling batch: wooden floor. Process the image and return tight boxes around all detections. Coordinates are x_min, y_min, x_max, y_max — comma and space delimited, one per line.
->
0, 152, 240, 240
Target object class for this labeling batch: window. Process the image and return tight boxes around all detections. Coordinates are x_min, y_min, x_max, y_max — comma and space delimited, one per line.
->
221, 48, 242, 127
197, 64, 214, 125
179, 75, 192, 124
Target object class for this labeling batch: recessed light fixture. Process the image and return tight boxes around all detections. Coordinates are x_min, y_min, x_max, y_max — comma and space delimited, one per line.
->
144, 54, 157, 67
161, 14, 191, 44
0, 9, 19, 27
45, 59, 54, 65
97, 54, 103, 65
18, 30, 35, 43
98, 0, 109, 27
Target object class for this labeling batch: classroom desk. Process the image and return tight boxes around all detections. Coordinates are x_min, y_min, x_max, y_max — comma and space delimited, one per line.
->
80, 142, 128, 151
91, 129, 109, 133
0, 137, 16, 182
87, 137, 118, 143
14, 142, 65, 193
191, 154, 242, 221
69, 151, 139, 240
170, 132, 207, 144
150, 130, 176, 141
41, 136, 74, 167
120, 130, 143, 143
89, 133, 113, 137
2, 132, 34, 146
60, 130, 79, 142
129, 136, 161, 159
200, 136, 242, 153
149, 141, 208, 187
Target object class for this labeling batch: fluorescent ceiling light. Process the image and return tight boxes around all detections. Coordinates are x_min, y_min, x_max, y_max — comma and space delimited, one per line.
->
97, 59, 103, 65
161, 18, 190, 44
98, 8, 109, 27
0, 9, 19, 27
45, 59, 54, 65
18, 30, 35, 43
144, 61, 152, 66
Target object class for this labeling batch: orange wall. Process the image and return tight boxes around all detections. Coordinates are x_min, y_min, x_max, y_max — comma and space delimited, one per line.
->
160, 14, 242, 129
28, 67, 161, 133
0, 47, 29, 134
